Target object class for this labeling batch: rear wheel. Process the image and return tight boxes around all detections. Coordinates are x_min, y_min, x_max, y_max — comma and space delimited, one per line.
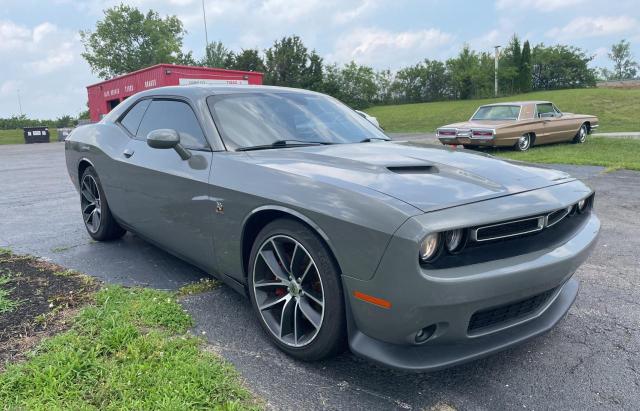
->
573, 124, 588, 144
248, 218, 346, 361
514, 134, 532, 151
80, 166, 126, 241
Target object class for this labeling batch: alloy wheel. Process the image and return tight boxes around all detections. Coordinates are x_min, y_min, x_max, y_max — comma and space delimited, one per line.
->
252, 235, 325, 347
80, 174, 102, 234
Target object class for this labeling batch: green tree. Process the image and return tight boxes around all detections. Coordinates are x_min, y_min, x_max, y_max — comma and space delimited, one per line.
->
374, 69, 395, 104
392, 60, 451, 103
604, 40, 638, 80
519, 40, 532, 92
231, 49, 265, 72
320, 62, 378, 109
264, 35, 321, 88
499, 35, 522, 94
55, 115, 74, 128
200, 41, 234, 68
531, 44, 597, 89
80, 4, 192, 79
447, 46, 490, 99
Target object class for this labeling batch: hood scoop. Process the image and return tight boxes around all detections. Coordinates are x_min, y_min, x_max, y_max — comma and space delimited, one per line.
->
387, 165, 438, 174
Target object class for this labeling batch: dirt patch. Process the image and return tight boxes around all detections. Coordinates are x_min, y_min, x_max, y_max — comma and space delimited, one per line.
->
0, 251, 99, 367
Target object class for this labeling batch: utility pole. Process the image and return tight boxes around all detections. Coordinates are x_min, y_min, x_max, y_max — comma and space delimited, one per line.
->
202, 0, 209, 59
17, 89, 23, 116
494, 45, 501, 97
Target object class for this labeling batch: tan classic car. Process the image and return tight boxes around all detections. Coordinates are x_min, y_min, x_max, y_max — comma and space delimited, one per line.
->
437, 101, 599, 151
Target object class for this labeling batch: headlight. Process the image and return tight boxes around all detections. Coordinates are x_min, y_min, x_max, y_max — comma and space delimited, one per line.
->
444, 229, 465, 253
577, 198, 587, 212
419, 233, 442, 262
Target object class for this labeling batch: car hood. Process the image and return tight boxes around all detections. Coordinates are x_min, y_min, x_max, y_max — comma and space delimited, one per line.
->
242, 142, 575, 212
440, 120, 515, 129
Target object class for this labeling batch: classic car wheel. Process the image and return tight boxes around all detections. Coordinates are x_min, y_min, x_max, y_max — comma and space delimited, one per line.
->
573, 124, 588, 144
248, 219, 346, 361
515, 134, 531, 151
80, 167, 126, 241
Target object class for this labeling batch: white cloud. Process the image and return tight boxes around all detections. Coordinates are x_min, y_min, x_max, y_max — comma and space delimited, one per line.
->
0, 19, 94, 118
547, 16, 637, 39
328, 27, 454, 68
496, 0, 585, 12
334, 0, 378, 24
0, 20, 31, 51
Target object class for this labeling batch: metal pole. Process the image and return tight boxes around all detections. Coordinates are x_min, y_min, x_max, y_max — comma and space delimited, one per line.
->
202, 0, 209, 59
494, 46, 500, 97
17, 89, 23, 115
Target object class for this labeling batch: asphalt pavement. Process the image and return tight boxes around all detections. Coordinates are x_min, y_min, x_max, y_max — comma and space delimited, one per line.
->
1, 142, 638, 410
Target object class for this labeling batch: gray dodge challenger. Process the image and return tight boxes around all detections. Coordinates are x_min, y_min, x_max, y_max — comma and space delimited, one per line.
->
65, 85, 600, 371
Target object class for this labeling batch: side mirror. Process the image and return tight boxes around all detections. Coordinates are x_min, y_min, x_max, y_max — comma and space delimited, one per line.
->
146, 129, 191, 160
147, 129, 180, 149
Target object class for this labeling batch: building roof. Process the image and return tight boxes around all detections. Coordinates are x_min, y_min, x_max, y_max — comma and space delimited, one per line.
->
86, 64, 264, 88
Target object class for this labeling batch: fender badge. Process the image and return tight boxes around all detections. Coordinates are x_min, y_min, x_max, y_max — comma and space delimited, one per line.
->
215, 201, 224, 214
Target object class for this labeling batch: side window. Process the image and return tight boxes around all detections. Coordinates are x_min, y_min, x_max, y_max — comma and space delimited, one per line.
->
537, 103, 554, 117
119, 99, 151, 135
136, 99, 209, 150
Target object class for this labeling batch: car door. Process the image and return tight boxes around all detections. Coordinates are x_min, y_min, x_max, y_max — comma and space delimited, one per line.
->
113, 98, 216, 269
536, 103, 565, 143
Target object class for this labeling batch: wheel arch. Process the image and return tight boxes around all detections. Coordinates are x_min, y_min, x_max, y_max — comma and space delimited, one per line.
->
77, 158, 94, 182
240, 206, 342, 281
527, 131, 537, 145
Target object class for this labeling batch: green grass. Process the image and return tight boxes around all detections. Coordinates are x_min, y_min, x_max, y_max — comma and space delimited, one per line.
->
178, 278, 221, 296
0, 271, 20, 314
489, 137, 640, 171
0, 285, 257, 410
368, 88, 640, 133
0, 129, 59, 145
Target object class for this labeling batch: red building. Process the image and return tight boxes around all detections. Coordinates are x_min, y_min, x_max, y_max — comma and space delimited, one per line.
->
87, 64, 264, 122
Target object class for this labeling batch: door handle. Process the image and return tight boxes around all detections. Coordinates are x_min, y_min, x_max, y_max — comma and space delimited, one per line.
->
123, 148, 134, 158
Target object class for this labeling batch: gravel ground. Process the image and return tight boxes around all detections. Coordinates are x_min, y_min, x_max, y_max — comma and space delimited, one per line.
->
1, 142, 638, 410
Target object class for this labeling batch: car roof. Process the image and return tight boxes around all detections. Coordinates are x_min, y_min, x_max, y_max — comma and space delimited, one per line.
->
480, 101, 551, 107
132, 84, 319, 100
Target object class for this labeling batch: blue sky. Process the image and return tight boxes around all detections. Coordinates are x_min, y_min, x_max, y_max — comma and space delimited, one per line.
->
1, 0, 639, 118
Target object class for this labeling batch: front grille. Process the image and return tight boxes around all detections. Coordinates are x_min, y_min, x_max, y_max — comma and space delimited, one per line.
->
547, 207, 570, 227
474, 216, 544, 242
468, 288, 557, 333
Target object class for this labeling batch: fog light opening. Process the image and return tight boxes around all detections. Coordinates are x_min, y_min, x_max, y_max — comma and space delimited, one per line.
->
414, 324, 437, 344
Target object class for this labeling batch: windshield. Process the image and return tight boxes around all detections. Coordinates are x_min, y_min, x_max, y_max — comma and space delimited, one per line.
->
207, 92, 389, 150
472, 105, 520, 120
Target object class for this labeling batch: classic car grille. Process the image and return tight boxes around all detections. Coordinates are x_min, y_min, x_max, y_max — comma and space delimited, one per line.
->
473, 216, 544, 242
468, 288, 557, 333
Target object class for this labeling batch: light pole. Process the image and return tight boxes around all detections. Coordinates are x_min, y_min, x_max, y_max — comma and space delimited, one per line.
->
494, 45, 501, 97
202, 0, 209, 59
17, 89, 23, 116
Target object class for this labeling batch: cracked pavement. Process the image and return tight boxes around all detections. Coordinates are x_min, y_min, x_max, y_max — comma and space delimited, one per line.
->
1, 142, 638, 410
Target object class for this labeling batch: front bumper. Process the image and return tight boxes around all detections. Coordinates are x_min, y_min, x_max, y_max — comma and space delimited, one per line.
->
341, 182, 600, 371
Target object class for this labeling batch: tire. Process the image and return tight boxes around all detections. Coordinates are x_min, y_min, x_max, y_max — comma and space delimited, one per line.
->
79, 166, 126, 241
573, 124, 588, 144
248, 218, 346, 361
514, 134, 532, 151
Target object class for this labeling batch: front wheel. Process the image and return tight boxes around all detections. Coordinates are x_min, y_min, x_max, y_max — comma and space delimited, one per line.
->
80, 166, 126, 241
514, 134, 532, 151
248, 219, 346, 361
573, 124, 588, 144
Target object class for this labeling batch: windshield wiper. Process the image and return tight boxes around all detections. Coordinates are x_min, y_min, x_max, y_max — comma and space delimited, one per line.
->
236, 139, 333, 152
359, 137, 391, 143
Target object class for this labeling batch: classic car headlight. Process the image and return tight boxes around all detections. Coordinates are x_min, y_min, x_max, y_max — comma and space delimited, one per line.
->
419, 233, 442, 262
444, 229, 466, 253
